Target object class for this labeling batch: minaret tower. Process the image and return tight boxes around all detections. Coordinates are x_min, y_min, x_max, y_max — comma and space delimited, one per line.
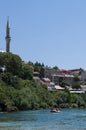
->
5, 17, 11, 52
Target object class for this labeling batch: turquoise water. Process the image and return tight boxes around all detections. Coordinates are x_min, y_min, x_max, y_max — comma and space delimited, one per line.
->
0, 109, 86, 130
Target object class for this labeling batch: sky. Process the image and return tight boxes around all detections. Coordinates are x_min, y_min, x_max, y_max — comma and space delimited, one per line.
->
0, 0, 86, 70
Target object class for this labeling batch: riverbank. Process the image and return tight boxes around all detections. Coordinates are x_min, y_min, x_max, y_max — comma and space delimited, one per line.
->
0, 81, 86, 112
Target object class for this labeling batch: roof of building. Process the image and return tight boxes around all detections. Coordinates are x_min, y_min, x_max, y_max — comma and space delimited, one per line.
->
55, 85, 64, 90
70, 90, 85, 94
33, 71, 40, 75
42, 78, 50, 82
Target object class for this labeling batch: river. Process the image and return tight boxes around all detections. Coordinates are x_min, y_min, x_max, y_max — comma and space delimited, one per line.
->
0, 109, 86, 130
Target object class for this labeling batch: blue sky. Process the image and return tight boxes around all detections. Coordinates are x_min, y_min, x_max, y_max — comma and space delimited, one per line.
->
0, 0, 86, 69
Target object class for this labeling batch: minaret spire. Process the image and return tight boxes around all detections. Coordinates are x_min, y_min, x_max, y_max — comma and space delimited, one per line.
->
5, 17, 11, 52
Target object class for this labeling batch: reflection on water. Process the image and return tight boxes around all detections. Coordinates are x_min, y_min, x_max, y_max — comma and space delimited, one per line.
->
0, 109, 86, 130
0, 126, 24, 130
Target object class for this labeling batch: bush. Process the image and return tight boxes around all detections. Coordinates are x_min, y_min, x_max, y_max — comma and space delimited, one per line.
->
71, 103, 78, 108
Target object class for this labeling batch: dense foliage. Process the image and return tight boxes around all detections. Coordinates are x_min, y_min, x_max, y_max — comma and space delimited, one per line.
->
0, 52, 86, 112
0, 80, 86, 112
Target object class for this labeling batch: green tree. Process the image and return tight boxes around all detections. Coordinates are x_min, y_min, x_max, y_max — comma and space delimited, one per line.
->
0, 52, 22, 76
72, 76, 81, 89
53, 66, 59, 70
21, 63, 33, 80
65, 87, 71, 105
6, 53, 22, 76
33, 62, 42, 72
1, 72, 19, 88
39, 67, 45, 78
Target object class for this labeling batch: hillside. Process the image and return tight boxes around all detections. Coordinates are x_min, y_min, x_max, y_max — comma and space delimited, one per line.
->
0, 52, 86, 111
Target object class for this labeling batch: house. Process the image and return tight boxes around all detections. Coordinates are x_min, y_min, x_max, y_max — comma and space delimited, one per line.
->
48, 83, 64, 91
41, 66, 61, 80
80, 85, 86, 92
70, 68, 83, 77
52, 74, 74, 86
48, 82, 55, 90
70, 90, 85, 94
42, 78, 51, 86
55, 85, 64, 90
40, 67, 74, 86
81, 70, 86, 81
33, 77, 43, 85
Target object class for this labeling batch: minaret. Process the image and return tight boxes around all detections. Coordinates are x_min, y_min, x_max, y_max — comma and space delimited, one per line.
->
5, 17, 11, 52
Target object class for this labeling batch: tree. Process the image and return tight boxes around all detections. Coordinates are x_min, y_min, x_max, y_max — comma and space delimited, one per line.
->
21, 63, 33, 80
39, 67, 45, 78
59, 77, 65, 87
33, 62, 42, 72
1, 72, 19, 88
0, 52, 22, 76
65, 87, 71, 104
72, 76, 81, 89
6, 53, 22, 76
53, 66, 59, 70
